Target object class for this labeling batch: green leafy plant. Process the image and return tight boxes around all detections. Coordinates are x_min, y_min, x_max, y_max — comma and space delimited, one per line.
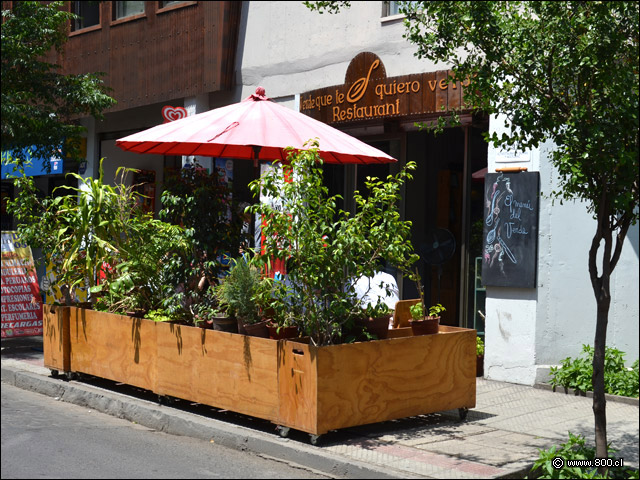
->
476, 336, 485, 356
364, 300, 392, 320
159, 163, 242, 288
8, 159, 191, 316
248, 140, 419, 346
145, 309, 173, 323
549, 345, 639, 398
215, 253, 269, 325
529, 432, 638, 479
409, 302, 446, 320
8, 160, 128, 305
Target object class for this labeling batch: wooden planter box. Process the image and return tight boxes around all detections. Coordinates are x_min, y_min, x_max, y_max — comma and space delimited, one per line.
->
43, 305, 476, 437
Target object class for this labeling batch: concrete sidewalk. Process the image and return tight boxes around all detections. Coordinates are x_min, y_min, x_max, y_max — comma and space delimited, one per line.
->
2, 335, 638, 479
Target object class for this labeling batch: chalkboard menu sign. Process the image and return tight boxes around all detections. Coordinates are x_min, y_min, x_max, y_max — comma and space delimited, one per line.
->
481, 171, 540, 288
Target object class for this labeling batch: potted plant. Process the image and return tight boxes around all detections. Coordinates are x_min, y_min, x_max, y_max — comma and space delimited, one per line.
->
406, 266, 445, 335
247, 141, 420, 346
40, 144, 478, 442
266, 312, 299, 340
476, 335, 485, 377
216, 253, 270, 337
192, 286, 237, 332
409, 302, 445, 335
353, 300, 392, 340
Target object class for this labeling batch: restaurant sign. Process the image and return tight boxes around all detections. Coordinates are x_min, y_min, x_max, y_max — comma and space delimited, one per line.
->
300, 52, 470, 125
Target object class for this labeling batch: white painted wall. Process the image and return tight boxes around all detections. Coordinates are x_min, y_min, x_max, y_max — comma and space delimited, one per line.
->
484, 115, 639, 385
238, 1, 440, 103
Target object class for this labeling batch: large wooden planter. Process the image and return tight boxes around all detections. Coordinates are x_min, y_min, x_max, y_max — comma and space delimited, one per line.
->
43, 304, 476, 438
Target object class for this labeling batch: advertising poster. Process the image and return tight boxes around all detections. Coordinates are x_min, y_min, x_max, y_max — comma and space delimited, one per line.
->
1, 231, 43, 338
41, 258, 88, 306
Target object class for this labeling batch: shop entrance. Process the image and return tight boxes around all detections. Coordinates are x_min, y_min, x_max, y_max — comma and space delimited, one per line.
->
403, 126, 488, 328
324, 126, 487, 329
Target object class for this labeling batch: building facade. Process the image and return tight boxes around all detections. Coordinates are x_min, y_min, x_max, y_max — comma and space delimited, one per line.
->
7, 1, 639, 384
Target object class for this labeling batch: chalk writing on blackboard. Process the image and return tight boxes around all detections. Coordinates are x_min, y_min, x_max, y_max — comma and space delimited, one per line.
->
482, 171, 539, 288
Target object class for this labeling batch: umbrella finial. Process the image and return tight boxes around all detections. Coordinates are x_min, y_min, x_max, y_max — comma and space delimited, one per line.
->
250, 86, 269, 101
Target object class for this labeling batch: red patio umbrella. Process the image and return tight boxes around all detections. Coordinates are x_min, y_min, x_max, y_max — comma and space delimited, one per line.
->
116, 87, 395, 164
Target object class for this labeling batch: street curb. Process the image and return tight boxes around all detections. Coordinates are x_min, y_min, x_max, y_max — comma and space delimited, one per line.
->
1, 364, 412, 479
533, 383, 639, 406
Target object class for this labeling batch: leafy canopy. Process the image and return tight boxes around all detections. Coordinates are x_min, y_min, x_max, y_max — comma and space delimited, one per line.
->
248, 141, 419, 346
399, 1, 638, 225
1, 1, 115, 163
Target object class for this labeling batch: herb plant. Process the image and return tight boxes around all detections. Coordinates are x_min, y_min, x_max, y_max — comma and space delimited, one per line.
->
549, 345, 639, 398
409, 302, 446, 320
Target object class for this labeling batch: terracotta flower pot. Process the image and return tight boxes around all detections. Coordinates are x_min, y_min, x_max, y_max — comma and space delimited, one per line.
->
239, 319, 270, 338
409, 316, 440, 335
355, 315, 391, 340
476, 354, 484, 377
267, 324, 299, 340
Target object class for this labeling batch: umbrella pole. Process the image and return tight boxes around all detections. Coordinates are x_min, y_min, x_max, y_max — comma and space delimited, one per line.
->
251, 146, 262, 251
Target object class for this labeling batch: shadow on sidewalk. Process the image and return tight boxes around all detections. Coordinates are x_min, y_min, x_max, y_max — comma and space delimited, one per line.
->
1, 335, 44, 359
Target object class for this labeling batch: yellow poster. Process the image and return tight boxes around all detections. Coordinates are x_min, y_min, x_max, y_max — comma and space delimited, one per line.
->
41, 257, 87, 305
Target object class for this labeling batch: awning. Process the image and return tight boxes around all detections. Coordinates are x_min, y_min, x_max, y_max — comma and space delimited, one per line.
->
1, 147, 63, 179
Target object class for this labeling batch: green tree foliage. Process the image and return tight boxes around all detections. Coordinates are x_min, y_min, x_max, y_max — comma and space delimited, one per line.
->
7, 160, 189, 312
1, 1, 115, 163
529, 432, 638, 479
248, 141, 419, 346
159, 164, 243, 287
306, 1, 639, 465
398, 2, 639, 466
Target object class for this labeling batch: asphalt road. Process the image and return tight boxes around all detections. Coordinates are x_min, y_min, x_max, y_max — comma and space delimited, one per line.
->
1, 383, 330, 479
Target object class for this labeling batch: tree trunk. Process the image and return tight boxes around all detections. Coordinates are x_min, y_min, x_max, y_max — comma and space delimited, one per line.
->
592, 293, 609, 472
588, 195, 632, 476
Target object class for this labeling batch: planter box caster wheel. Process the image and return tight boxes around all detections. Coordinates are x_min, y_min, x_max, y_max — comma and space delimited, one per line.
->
64, 371, 79, 381
458, 407, 469, 421
276, 426, 290, 438
50, 369, 59, 378
158, 395, 176, 406
309, 434, 321, 446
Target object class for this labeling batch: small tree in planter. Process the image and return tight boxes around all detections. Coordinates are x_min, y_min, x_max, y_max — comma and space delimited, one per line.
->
158, 163, 243, 323
248, 141, 420, 346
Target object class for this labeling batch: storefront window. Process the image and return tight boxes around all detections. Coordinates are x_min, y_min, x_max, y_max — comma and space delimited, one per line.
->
114, 1, 145, 20
71, 1, 100, 31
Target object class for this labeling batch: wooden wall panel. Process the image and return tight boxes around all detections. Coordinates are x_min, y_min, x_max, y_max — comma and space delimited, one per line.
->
277, 341, 319, 433
279, 327, 476, 435
68, 308, 157, 391
315, 328, 476, 434
42, 304, 70, 372
155, 322, 280, 421
61, 1, 241, 113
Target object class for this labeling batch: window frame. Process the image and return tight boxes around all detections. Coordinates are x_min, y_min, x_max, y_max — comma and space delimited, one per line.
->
157, 0, 197, 15
111, 1, 147, 26
68, 1, 102, 36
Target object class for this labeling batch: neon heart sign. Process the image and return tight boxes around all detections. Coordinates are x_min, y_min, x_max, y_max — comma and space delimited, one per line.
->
162, 105, 188, 123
